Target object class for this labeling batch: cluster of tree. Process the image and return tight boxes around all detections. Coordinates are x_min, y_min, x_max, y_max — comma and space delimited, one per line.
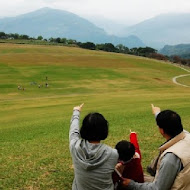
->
170, 55, 190, 66
48, 37, 118, 52
0, 32, 38, 40
48, 37, 157, 55
48, 37, 76, 44
0, 31, 156, 55
128, 47, 157, 56
149, 53, 190, 66
1, 31, 190, 66
148, 53, 168, 61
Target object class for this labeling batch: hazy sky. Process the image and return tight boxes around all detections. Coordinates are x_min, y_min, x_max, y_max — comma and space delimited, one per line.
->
0, 0, 190, 24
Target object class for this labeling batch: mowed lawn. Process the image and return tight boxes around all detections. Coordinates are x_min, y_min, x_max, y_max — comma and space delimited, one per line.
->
1, 43, 190, 189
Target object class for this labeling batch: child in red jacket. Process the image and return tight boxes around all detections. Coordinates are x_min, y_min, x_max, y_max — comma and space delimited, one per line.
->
113, 132, 144, 190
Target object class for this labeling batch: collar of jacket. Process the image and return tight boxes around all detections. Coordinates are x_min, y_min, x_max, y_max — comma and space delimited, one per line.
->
159, 131, 185, 152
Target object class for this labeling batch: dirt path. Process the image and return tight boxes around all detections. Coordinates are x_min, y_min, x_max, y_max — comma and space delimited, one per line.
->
172, 64, 190, 88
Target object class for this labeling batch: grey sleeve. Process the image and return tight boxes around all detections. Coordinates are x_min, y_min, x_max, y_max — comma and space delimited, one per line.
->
127, 153, 182, 190
69, 110, 80, 149
154, 111, 160, 118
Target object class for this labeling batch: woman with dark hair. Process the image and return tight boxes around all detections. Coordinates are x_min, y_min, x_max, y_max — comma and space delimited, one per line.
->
69, 103, 118, 190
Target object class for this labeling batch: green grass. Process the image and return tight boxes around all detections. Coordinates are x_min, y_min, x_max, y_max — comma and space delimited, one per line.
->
176, 74, 190, 86
1, 43, 190, 189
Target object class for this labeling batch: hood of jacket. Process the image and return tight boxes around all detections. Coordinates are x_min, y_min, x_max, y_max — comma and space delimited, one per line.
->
73, 139, 114, 170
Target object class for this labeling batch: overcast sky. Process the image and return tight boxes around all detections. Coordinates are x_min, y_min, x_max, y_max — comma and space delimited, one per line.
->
0, 0, 190, 24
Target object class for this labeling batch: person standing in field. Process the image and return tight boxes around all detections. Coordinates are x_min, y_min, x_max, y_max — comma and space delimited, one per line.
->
69, 103, 118, 190
117, 104, 190, 190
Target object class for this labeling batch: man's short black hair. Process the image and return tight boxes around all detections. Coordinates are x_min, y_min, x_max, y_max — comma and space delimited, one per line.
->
156, 110, 183, 138
115, 140, 135, 162
80, 112, 108, 141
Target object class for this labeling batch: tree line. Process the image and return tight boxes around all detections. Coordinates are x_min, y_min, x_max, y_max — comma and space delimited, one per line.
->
0, 31, 189, 66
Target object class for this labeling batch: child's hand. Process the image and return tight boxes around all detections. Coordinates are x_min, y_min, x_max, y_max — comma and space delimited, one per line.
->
115, 163, 125, 174
130, 129, 136, 134
73, 103, 84, 112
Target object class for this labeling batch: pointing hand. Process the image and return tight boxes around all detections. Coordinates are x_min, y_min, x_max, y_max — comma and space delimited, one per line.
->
73, 103, 84, 112
151, 104, 161, 115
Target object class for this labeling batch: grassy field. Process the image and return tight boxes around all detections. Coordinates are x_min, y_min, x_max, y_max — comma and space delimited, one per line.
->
1, 43, 190, 189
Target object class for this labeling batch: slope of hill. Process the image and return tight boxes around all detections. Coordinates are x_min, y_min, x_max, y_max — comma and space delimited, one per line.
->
1, 43, 190, 190
119, 13, 190, 49
0, 7, 145, 48
159, 44, 190, 58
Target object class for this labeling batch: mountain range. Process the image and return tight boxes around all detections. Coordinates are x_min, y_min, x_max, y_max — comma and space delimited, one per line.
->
0, 8, 144, 48
118, 13, 190, 49
0, 8, 189, 49
159, 44, 190, 59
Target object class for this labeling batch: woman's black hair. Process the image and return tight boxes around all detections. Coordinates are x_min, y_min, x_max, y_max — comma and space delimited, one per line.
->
80, 112, 108, 141
115, 140, 135, 162
156, 110, 183, 138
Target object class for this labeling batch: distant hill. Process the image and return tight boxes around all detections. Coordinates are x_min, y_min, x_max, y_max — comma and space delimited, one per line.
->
0, 7, 145, 48
119, 13, 190, 49
159, 44, 190, 59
